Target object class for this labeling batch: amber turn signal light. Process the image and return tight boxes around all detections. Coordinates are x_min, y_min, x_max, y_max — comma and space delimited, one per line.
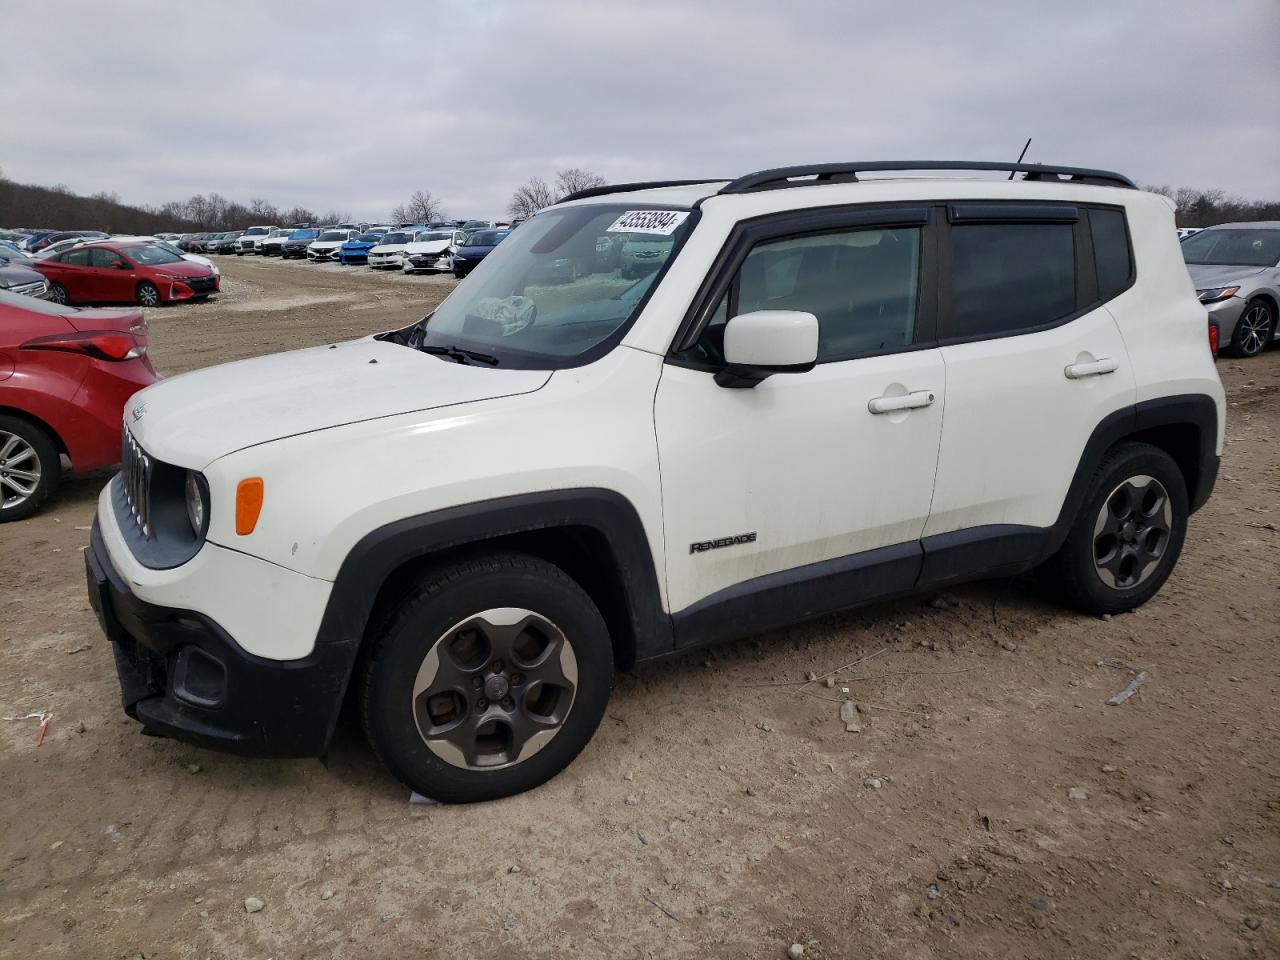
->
235, 478, 264, 535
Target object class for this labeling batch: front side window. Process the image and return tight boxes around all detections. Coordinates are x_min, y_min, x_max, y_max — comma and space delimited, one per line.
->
948, 223, 1075, 338
692, 226, 922, 363
1181, 228, 1280, 267
90, 248, 123, 268
414, 204, 692, 366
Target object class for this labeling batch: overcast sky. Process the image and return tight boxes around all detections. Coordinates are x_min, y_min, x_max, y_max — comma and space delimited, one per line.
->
3, 0, 1277, 221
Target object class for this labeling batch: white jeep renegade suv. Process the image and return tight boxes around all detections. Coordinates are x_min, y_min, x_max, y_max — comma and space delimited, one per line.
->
85, 161, 1224, 803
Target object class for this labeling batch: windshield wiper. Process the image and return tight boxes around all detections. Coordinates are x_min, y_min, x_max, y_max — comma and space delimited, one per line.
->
421, 344, 500, 366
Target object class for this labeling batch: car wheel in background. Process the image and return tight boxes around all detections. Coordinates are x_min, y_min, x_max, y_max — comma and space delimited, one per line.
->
360, 553, 613, 803
1044, 442, 1188, 615
1224, 298, 1275, 358
136, 281, 161, 307
0, 414, 61, 522
46, 283, 69, 305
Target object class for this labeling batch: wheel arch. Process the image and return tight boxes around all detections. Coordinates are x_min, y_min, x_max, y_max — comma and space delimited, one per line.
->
0, 404, 68, 457
316, 489, 673, 678
1048, 393, 1220, 558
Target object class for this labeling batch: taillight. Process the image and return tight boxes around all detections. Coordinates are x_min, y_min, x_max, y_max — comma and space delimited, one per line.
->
20, 330, 147, 361
1208, 322, 1219, 356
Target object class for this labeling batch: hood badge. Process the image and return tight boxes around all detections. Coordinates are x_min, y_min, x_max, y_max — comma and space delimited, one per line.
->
130, 402, 148, 423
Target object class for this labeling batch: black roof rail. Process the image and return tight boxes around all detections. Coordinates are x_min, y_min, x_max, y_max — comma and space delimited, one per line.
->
719, 161, 1136, 194
556, 179, 728, 204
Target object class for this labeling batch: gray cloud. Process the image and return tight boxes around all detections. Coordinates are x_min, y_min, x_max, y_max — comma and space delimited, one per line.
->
3, 0, 1277, 221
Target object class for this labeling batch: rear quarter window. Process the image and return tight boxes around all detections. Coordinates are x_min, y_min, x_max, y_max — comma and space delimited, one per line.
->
1089, 207, 1134, 301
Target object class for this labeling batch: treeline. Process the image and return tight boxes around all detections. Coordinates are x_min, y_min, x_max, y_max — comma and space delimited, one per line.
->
0, 178, 201, 233
1143, 185, 1280, 228
150, 195, 352, 232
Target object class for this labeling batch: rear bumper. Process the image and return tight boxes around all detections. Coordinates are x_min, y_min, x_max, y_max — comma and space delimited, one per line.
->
86, 518, 357, 757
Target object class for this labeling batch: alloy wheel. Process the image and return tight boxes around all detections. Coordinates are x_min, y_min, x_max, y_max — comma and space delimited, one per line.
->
47, 284, 67, 305
411, 607, 578, 770
1092, 474, 1172, 590
137, 283, 160, 307
1235, 304, 1272, 356
0, 431, 42, 509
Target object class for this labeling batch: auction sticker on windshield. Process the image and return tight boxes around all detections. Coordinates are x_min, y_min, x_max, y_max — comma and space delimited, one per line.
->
606, 210, 690, 235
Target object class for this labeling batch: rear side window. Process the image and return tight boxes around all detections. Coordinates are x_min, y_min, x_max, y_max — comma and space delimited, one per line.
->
1089, 207, 1133, 301
947, 223, 1075, 338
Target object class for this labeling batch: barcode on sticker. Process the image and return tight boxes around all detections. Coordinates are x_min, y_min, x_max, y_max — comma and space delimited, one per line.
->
606, 210, 690, 235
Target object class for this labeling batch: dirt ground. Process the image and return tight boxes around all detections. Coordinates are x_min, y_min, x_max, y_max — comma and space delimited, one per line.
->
1, 256, 1277, 960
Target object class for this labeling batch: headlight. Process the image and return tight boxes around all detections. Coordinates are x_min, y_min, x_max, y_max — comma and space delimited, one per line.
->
1197, 286, 1240, 303
157, 273, 188, 280
185, 471, 208, 537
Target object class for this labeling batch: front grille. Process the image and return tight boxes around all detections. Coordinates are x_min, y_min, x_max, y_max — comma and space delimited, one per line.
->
121, 426, 154, 539
185, 276, 217, 294
9, 280, 48, 297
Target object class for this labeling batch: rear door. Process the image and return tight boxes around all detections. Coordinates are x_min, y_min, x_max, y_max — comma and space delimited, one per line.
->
921, 202, 1136, 581
48, 248, 93, 303
656, 206, 946, 641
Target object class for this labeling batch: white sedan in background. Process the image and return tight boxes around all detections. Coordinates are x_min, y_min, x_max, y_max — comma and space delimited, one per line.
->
401, 230, 456, 274
367, 230, 424, 269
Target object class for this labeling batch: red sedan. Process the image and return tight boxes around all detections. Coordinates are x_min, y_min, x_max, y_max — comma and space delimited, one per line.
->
33, 240, 220, 307
0, 289, 158, 521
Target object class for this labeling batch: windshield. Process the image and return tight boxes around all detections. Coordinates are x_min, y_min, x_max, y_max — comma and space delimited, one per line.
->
1182, 228, 1280, 267
381, 232, 412, 245
317, 231, 348, 241
417, 205, 692, 366
244, 227, 270, 237
121, 244, 184, 265
415, 232, 451, 243
290, 229, 319, 240
355, 232, 384, 242
462, 230, 509, 247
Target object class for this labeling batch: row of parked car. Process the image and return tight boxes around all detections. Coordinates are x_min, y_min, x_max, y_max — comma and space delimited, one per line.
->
175, 221, 515, 278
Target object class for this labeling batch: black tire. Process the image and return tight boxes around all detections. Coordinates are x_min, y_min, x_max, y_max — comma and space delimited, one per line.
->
1045, 442, 1188, 615
0, 414, 61, 522
136, 281, 161, 307
453, 269, 465, 278
1223, 298, 1275, 358
46, 283, 69, 305
361, 553, 613, 803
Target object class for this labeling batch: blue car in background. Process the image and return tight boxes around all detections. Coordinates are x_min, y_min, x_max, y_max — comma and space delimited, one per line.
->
338, 230, 387, 265
452, 228, 510, 278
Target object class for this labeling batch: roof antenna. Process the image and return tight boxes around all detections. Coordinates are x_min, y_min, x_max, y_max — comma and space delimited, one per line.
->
1009, 138, 1032, 179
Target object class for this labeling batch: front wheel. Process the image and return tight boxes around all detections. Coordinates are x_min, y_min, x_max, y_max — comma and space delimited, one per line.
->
46, 283, 69, 305
1045, 442, 1188, 615
136, 281, 161, 307
0, 415, 61, 522
1224, 298, 1275, 358
361, 553, 613, 803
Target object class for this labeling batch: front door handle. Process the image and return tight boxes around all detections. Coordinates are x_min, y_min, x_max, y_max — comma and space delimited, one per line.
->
868, 389, 936, 415
1064, 357, 1118, 379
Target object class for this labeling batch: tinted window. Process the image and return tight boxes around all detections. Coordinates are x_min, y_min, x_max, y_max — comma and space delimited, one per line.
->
695, 226, 921, 363
948, 223, 1075, 338
60, 249, 92, 266
1090, 208, 1132, 301
1181, 227, 1280, 267
90, 248, 122, 268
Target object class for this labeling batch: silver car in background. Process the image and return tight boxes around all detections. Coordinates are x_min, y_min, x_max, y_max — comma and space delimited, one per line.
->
1182, 222, 1280, 358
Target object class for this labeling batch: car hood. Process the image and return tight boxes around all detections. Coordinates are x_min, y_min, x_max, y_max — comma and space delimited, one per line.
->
405, 239, 451, 254
127, 337, 551, 468
456, 245, 495, 257
370, 244, 408, 254
1185, 264, 1268, 288
342, 241, 378, 250
0, 261, 45, 285
145, 259, 213, 278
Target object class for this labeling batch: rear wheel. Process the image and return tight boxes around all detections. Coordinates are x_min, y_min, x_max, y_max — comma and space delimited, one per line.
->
136, 281, 161, 307
1224, 298, 1275, 358
361, 553, 613, 803
1045, 442, 1187, 615
0, 415, 61, 522
46, 283, 69, 305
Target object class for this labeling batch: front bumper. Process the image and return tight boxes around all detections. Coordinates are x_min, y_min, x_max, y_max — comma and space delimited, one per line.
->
368, 254, 404, 268
162, 275, 220, 302
404, 254, 452, 272
1203, 297, 1247, 346
307, 248, 340, 261
86, 518, 357, 757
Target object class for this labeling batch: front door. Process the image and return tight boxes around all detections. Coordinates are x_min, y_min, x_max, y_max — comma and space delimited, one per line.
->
655, 208, 945, 642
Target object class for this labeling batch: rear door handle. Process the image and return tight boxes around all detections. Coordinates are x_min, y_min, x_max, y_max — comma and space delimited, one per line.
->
1064, 357, 1118, 379
868, 390, 936, 415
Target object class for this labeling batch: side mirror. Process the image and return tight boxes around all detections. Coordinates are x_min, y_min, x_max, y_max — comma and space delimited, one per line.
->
715, 310, 818, 388
114, 260, 130, 270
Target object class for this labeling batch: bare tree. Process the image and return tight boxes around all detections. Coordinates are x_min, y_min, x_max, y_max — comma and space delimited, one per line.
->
509, 169, 607, 218
555, 168, 606, 197
390, 189, 445, 224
